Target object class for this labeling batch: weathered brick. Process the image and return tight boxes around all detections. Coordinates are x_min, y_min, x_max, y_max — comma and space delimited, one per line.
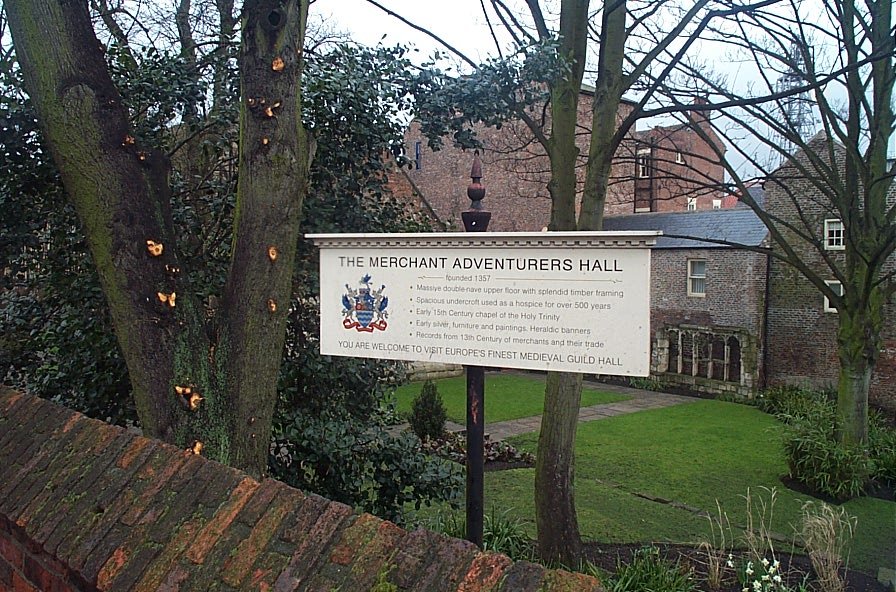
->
119, 450, 191, 526
105, 543, 161, 592
132, 517, 205, 592
0, 394, 603, 592
272, 501, 354, 592
57, 439, 159, 566
412, 533, 480, 591
336, 520, 406, 591
36, 433, 134, 554
0, 532, 24, 571
277, 494, 331, 546
80, 522, 132, 584
145, 460, 219, 544
496, 561, 545, 592
458, 552, 513, 592
0, 557, 13, 588
3, 423, 98, 526
10, 568, 39, 592
389, 528, 444, 589
219, 487, 304, 588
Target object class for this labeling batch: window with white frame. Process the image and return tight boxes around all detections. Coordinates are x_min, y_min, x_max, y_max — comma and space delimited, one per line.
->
712, 199, 722, 209
636, 148, 651, 178
675, 151, 684, 164
823, 280, 843, 312
688, 259, 706, 296
687, 197, 697, 211
824, 219, 844, 250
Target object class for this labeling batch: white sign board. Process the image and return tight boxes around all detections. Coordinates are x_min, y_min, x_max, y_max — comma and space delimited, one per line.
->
307, 232, 657, 376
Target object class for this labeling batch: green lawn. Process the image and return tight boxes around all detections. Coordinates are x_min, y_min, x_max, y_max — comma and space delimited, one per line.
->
479, 401, 894, 575
392, 373, 629, 423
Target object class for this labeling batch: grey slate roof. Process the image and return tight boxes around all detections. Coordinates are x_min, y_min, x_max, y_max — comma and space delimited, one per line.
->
602, 208, 768, 249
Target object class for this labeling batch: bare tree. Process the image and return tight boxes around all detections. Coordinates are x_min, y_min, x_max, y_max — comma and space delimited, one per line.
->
646, 0, 894, 444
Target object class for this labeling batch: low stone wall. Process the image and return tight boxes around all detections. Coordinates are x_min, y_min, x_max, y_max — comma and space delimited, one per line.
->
0, 388, 603, 591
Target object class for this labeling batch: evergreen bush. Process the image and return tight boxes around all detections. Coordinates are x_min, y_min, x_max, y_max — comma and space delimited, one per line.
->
409, 380, 447, 442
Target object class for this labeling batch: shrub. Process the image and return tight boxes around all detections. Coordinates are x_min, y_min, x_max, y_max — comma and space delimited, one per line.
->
409, 380, 448, 441
784, 409, 870, 501
269, 409, 462, 523
754, 385, 822, 419
869, 411, 896, 488
608, 546, 696, 592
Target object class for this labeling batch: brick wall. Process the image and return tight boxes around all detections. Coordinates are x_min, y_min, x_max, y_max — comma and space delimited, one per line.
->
630, 109, 727, 213
763, 136, 896, 413
0, 388, 603, 592
403, 94, 727, 230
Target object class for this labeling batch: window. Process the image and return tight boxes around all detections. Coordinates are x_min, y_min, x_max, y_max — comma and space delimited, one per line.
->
688, 259, 706, 296
414, 141, 422, 170
823, 280, 843, 312
636, 148, 651, 178
712, 199, 722, 209
824, 219, 844, 250
675, 151, 684, 164
687, 197, 697, 211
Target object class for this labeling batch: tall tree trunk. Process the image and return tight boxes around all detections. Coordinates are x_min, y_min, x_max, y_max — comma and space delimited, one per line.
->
535, 371, 583, 564
5, 0, 310, 478
835, 283, 883, 445
222, 0, 311, 474
535, 0, 589, 567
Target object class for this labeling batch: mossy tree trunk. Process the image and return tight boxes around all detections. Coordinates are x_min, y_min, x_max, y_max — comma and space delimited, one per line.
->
534, 0, 589, 567
5, 0, 310, 478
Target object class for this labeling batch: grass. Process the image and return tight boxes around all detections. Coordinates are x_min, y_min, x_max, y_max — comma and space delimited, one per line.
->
391, 373, 630, 423
435, 400, 893, 575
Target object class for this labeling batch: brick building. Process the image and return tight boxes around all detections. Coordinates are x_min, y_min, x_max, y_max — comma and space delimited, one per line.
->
763, 134, 896, 413
603, 209, 769, 397
629, 100, 728, 213
402, 89, 725, 231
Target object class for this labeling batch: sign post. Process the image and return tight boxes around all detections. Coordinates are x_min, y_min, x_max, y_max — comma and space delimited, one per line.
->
306, 222, 657, 546
462, 152, 490, 547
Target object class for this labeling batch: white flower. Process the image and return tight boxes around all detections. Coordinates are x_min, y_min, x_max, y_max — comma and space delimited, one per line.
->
773, 575, 782, 583
753, 581, 762, 591
761, 558, 770, 567
772, 559, 780, 569
746, 561, 754, 575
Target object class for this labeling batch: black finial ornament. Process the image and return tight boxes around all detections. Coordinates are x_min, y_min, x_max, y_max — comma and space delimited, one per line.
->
467, 150, 486, 209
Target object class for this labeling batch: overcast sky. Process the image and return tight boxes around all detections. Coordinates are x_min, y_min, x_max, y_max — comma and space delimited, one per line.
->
312, 0, 524, 65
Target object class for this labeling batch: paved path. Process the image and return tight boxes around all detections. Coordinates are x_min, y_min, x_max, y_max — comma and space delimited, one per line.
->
417, 374, 698, 441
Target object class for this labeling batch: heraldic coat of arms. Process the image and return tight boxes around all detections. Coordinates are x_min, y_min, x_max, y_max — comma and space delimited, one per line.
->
342, 274, 388, 332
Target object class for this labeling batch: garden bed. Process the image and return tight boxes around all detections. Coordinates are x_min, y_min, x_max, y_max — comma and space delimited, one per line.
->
582, 542, 891, 592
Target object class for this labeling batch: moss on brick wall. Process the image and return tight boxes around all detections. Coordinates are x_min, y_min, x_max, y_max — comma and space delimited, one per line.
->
0, 388, 604, 592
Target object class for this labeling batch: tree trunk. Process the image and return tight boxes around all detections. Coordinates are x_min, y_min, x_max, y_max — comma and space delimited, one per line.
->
835, 292, 883, 446
222, 0, 310, 474
535, 0, 589, 567
6, 0, 310, 478
535, 371, 584, 564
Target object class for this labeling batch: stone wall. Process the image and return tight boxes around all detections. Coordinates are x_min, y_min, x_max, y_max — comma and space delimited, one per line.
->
0, 388, 603, 592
